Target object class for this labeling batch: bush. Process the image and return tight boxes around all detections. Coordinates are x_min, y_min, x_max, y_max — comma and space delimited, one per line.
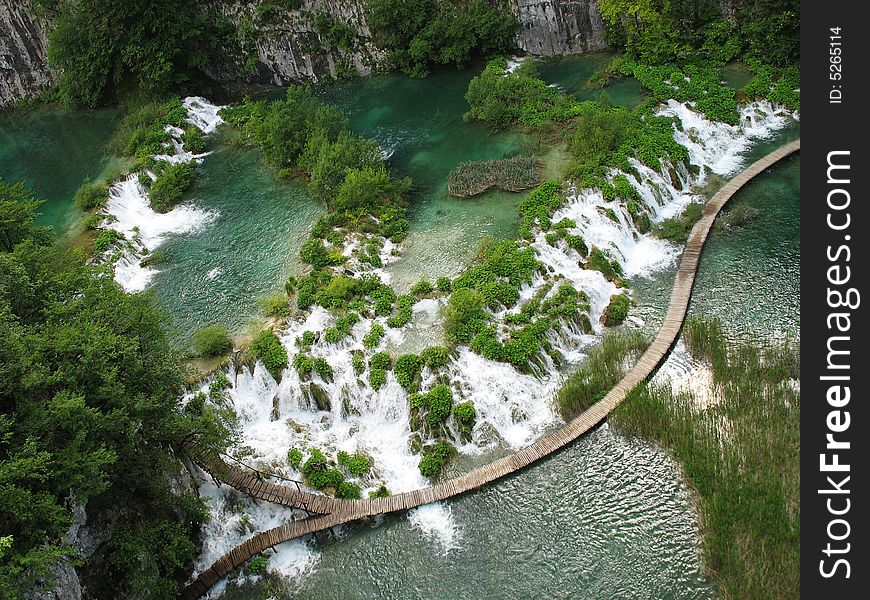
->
443, 288, 489, 345
386, 295, 413, 328
363, 323, 386, 349
421, 346, 450, 369
92, 228, 125, 254
247, 555, 269, 575
74, 181, 108, 210
602, 293, 630, 326
287, 448, 303, 469
250, 330, 289, 380
307, 468, 344, 490
337, 451, 371, 476
183, 126, 206, 153
193, 324, 233, 357
453, 401, 476, 425
418, 442, 456, 479
149, 161, 197, 213
369, 485, 390, 499
410, 278, 434, 297
436, 276, 452, 293
336, 481, 362, 499
260, 293, 291, 317
369, 368, 387, 390
394, 354, 422, 389
370, 352, 391, 370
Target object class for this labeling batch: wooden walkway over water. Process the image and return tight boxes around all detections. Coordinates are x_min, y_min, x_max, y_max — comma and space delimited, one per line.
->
182, 140, 800, 599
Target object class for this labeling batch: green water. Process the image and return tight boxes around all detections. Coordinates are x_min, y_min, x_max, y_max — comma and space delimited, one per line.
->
147, 140, 325, 340
0, 105, 119, 230
536, 53, 647, 107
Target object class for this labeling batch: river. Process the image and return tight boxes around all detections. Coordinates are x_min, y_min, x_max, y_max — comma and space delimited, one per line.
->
0, 55, 798, 600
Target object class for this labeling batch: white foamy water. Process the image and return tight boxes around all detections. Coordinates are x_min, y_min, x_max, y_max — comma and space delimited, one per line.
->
191, 99, 795, 590
99, 97, 224, 291
106, 176, 217, 291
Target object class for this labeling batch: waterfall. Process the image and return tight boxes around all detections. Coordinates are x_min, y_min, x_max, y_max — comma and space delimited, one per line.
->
190, 99, 795, 591
100, 97, 224, 292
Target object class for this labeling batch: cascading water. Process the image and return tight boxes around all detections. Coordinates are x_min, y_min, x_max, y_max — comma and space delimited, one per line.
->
100, 97, 224, 292
187, 95, 796, 596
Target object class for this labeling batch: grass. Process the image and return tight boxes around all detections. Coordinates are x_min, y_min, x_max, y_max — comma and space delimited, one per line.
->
610, 317, 799, 598
447, 157, 542, 197
556, 331, 649, 419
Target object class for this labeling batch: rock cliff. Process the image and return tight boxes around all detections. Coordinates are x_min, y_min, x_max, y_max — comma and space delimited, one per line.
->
0, 0, 617, 105
0, 0, 53, 107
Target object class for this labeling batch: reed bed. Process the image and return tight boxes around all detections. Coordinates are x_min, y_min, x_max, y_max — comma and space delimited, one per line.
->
447, 156, 541, 197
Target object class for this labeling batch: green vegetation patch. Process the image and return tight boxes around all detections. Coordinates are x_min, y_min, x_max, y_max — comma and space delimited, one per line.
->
193, 324, 233, 357
250, 330, 289, 380
556, 331, 649, 419
447, 157, 542, 197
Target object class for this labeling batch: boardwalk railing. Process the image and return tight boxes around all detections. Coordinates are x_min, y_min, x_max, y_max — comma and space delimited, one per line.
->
182, 140, 800, 600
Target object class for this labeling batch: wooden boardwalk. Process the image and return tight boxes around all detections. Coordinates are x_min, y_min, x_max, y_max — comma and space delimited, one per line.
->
182, 140, 800, 599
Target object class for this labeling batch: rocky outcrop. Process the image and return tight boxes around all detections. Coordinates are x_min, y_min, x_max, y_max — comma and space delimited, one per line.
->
0, 0, 53, 107
201, 0, 385, 88
512, 0, 607, 55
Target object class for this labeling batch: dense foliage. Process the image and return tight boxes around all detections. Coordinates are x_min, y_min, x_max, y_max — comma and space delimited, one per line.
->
0, 178, 231, 596
598, 0, 798, 68
365, 0, 518, 77
611, 318, 799, 597
43, 0, 233, 107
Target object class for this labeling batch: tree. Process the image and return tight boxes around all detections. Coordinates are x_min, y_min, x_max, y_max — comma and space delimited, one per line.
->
0, 179, 50, 253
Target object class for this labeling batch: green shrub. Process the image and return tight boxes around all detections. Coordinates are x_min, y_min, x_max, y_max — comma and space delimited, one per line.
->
92, 228, 125, 254
337, 451, 371, 476
247, 555, 269, 575
363, 323, 386, 349
369, 368, 387, 390
394, 354, 422, 389
418, 442, 456, 479
351, 350, 366, 375
336, 481, 362, 499
421, 346, 450, 369
602, 293, 630, 326
193, 324, 233, 357
149, 161, 197, 213
260, 293, 291, 317
370, 352, 391, 370
182, 126, 206, 153
436, 276, 452, 293
369, 485, 390, 499
74, 181, 108, 210
250, 330, 289, 380
453, 401, 476, 425
443, 288, 489, 345
287, 448, 303, 469
386, 295, 413, 328
410, 278, 434, 297
307, 468, 344, 490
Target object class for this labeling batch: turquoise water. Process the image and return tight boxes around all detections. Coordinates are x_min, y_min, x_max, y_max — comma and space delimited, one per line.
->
0, 54, 800, 600
0, 105, 119, 230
